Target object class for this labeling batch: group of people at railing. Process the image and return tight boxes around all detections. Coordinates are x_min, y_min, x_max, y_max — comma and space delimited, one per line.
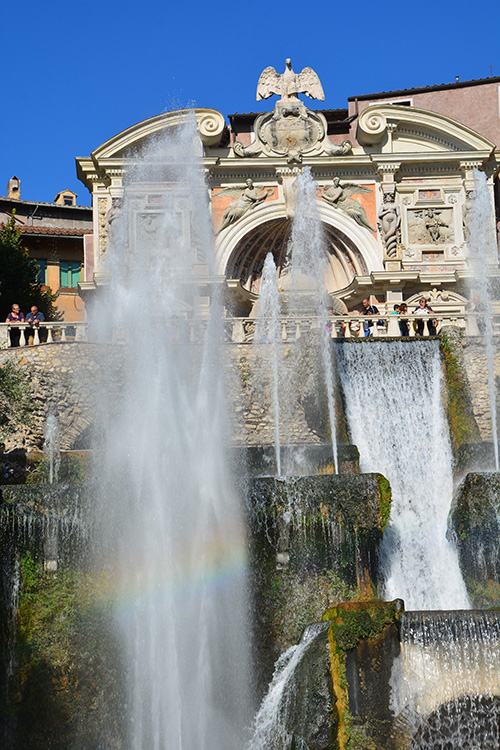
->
6, 304, 46, 347
332, 296, 439, 338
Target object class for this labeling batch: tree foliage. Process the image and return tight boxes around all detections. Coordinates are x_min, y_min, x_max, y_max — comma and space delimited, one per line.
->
0, 212, 58, 319
0, 360, 32, 440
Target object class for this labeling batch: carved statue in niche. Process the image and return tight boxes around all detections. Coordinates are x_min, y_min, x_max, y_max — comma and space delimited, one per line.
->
105, 198, 123, 251
320, 177, 376, 232
378, 193, 401, 258
425, 208, 448, 242
217, 179, 273, 234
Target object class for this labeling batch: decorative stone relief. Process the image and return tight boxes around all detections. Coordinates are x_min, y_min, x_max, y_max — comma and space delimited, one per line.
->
320, 178, 376, 232
98, 197, 109, 255
234, 105, 352, 163
234, 59, 352, 163
216, 180, 273, 233
377, 193, 401, 258
407, 207, 454, 245
402, 246, 422, 261
136, 212, 164, 247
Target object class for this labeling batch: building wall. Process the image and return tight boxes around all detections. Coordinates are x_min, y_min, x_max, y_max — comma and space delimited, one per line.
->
348, 80, 500, 147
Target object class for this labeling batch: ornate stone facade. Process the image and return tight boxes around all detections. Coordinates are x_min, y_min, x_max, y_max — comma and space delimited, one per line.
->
76, 71, 500, 315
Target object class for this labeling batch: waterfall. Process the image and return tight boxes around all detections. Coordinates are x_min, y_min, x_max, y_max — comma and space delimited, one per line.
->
92, 114, 252, 750
337, 339, 469, 610
391, 610, 500, 748
248, 623, 329, 750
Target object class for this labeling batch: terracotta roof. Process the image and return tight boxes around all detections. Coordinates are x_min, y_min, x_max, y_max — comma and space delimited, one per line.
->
0, 196, 91, 210
16, 225, 92, 237
348, 76, 500, 101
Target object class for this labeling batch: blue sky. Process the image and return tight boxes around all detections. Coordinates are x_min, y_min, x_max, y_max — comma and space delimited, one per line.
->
1, 0, 498, 207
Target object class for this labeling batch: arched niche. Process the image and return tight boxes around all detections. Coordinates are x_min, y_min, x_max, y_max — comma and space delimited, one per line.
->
216, 203, 380, 296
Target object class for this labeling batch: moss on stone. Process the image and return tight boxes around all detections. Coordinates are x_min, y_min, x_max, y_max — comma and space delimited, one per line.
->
376, 475, 391, 531
13, 553, 125, 749
440, 331, 480, 453
323, 600, 401, 750
322, 600, 399, 652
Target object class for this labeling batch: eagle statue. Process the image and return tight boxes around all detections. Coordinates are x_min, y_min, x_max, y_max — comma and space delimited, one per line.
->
256, 58, 325, 103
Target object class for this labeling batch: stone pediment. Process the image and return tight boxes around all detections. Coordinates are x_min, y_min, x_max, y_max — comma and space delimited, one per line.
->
91, 108, 226, 160
357, 104, 496, 156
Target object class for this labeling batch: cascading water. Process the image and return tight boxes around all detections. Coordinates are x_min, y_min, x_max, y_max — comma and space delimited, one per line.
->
248, 622, 328, 750
391, 610, 500, 748
287, 168, 338, 474
467, 167, 499, 470
337, 339, 469, 610
256, 253, 284, 476
92, 115, 252, 750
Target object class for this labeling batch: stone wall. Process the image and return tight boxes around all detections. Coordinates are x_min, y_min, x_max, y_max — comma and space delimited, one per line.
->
0, 338, 335, 452
0, 343, 105, 451
462, 337, 500, 440
2, 335, 499, 453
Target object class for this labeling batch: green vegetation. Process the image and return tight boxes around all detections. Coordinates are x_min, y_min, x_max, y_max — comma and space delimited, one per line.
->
0, 360, 33, 441
323, 599, 399, 652
25, 454, 88, 484
262, 568, 359, 652
14, 553, 125, 749
377, 475, 392, 531
440, 331, 480, 452
323, 600, 401, 750
0, 212, 58, 319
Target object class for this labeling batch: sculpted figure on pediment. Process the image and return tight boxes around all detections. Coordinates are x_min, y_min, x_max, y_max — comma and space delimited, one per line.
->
320, 178, 376, 233
234, 59, 352, 162
217, 180, 273, 234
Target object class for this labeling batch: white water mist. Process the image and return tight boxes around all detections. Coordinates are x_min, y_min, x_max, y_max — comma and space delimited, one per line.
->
92, 115, 252, 750
337, 340, 469, 610
256, 253, 283, 475
289, 169, 338, 473
43, 415, 60, 485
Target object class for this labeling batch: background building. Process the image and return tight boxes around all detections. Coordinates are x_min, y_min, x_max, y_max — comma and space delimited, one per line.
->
0, 178, 92, 320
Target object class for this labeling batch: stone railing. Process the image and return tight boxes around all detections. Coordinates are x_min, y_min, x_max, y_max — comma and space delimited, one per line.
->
2, 312, 496, 348
224, 312, 496, 343
2, 321, 88, 348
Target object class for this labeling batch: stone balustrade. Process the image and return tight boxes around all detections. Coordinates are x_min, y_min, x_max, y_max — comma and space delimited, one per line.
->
224, 312, 495, 343
1, 312, 495, 348
2, 321, 88, 348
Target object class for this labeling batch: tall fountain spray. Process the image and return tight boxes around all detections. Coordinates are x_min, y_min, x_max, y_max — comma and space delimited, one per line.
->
93, 115, 251, 750
287, 168, 338, 474
43, 414, 60, 485
256, 253, 283, 476
467, 167, 499, 471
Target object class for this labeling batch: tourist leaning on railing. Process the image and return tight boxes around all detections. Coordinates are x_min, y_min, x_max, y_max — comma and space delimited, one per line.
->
413, 298, 437, 336
25, 305, 46, 345
5, 304, 24, 347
